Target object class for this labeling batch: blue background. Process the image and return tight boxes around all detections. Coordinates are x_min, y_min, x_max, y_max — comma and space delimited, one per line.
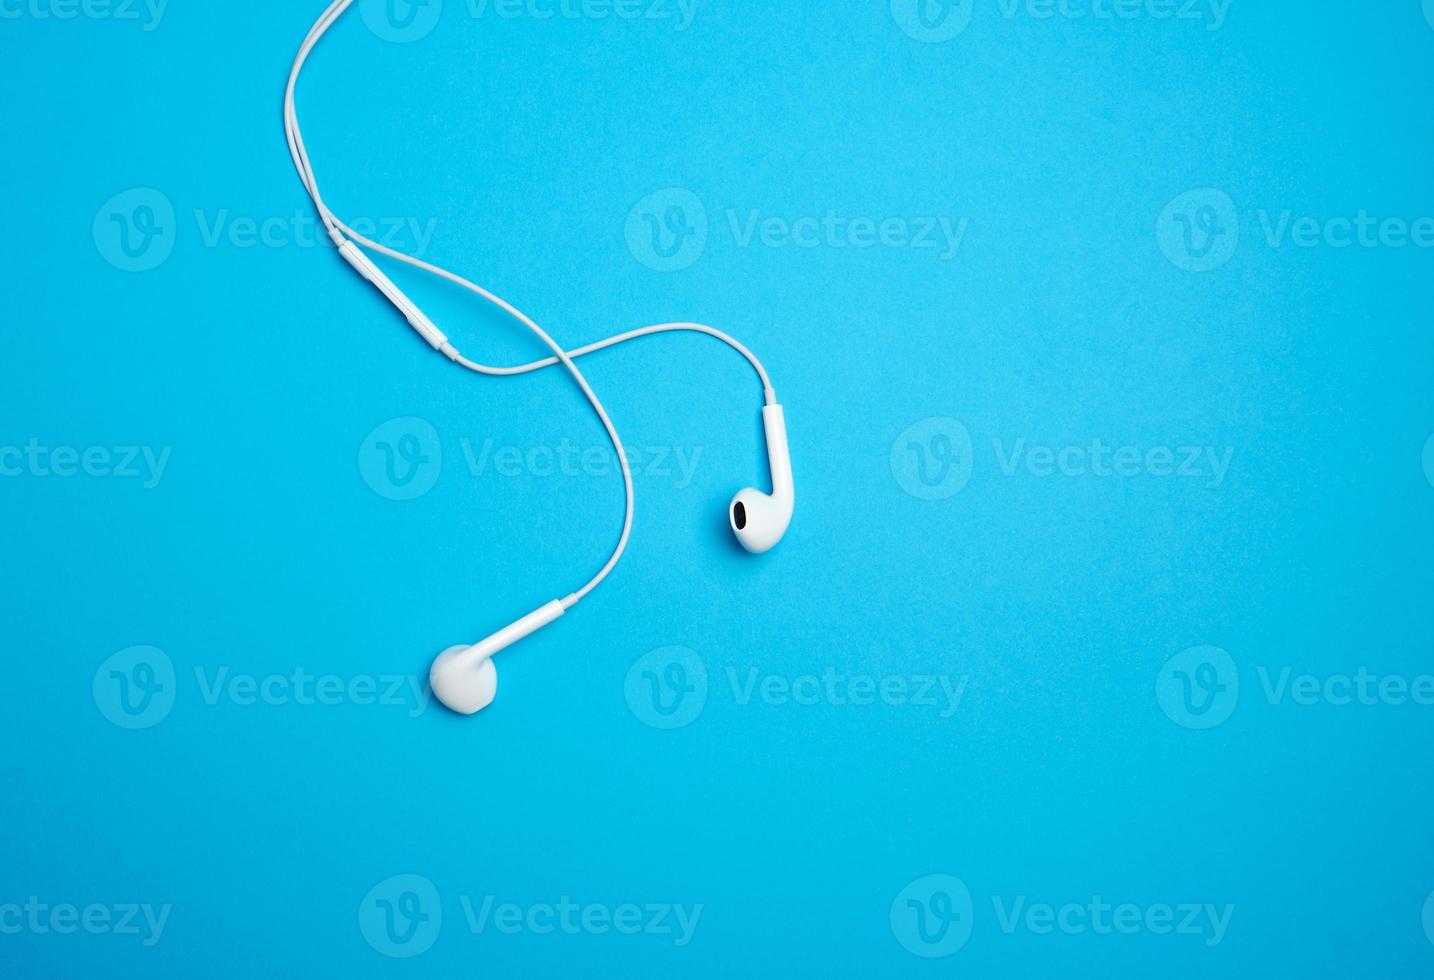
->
2, 0, 1433, 976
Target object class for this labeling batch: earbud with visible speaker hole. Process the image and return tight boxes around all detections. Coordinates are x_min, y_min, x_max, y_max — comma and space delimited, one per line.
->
729, 403, 794, 554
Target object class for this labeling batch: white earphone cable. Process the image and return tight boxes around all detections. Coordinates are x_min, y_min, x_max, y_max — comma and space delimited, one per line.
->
285, 0, 775, 608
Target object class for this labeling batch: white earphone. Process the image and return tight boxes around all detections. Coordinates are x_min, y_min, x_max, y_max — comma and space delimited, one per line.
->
285, 1, 794, 716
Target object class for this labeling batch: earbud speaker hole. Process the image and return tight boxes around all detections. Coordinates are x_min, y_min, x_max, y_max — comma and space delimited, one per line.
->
732, 501, 747, 530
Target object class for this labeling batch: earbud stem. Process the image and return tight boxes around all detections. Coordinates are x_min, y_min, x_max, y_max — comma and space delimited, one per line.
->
470, 600, 567, 661
762, 404, 792, 501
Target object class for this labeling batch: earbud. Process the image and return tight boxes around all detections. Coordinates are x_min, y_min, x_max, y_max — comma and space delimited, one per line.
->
429, 600, 566, 715
730, 403, 794, 554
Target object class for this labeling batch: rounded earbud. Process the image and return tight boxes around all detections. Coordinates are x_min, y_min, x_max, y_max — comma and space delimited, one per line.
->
730, 403, 794, 554
430, 645, 499, 715
427, 600, 567, 716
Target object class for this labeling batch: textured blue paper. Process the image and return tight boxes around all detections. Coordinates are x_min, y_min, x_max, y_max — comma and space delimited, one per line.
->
2, 1, 1432, 976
